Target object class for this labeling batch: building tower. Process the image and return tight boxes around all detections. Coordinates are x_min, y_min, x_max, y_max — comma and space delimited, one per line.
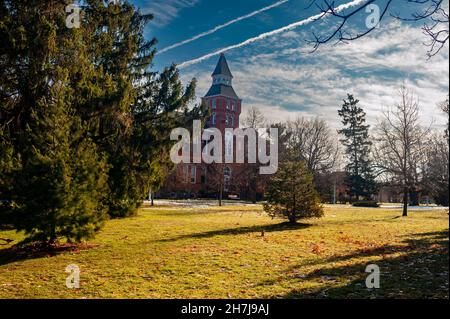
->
202, 53, 242, 133
159, 54, 245, 198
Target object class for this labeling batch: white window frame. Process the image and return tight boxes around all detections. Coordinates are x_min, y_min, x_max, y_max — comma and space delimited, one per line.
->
190, 166, 197, 184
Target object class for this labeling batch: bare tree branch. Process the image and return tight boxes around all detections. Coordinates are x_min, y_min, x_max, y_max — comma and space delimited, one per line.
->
309, 0, 449, 58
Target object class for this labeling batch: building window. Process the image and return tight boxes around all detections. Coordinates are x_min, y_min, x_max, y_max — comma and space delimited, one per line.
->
230, 115, 234, 126
232, 101, 235, 111
225, 114, 229, 126
212, 99, 216, 109
201, 167, 207, 184
224, 167, 232, 192
226, 100, 230, 110
212, 112, 216, 125
190, 166, 196, 184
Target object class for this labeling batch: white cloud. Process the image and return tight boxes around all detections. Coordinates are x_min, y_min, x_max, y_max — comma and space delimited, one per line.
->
178, 0, 367, 68
158, 0, 289, 54
142, 0, 199, 27
181, 19, 448, 133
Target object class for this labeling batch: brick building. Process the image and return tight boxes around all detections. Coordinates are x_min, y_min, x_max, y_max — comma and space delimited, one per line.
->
159, 54, 263, 200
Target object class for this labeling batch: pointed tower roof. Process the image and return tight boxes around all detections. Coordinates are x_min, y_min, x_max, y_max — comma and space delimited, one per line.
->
204, 54, 240, 100
212, 53, 233, 78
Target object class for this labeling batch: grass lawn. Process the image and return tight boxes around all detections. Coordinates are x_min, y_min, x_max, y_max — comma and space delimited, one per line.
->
0, 204, 448, 299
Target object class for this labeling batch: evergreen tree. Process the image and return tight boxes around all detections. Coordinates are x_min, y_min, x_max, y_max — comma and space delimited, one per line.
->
338, 94, 377, 200
72, 1, 204, 217
0, 0, 206, 243
264, 162, 323, 223
0, 0, 109, 243
10, 89, 109, 244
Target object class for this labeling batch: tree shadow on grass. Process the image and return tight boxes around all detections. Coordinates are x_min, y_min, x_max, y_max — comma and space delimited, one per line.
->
0, 242, 101, 267
157, 222, 312, 243
260, 230, 449, 299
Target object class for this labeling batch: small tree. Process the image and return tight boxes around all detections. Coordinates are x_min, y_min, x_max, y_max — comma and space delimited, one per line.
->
264, 162, 324, 223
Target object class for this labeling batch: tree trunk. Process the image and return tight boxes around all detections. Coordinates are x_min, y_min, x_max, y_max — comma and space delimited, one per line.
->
218, 188, 223, 207
402, 186, 408, 217
48, 224, 57, 247
288, 215, 297, 224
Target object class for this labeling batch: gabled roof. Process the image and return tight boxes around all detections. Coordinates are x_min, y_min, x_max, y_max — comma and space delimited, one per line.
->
205, 84, 239, 99
212, 53, 233, 78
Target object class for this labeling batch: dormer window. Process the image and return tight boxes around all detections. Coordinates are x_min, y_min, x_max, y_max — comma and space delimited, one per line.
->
212, 75, 232, 86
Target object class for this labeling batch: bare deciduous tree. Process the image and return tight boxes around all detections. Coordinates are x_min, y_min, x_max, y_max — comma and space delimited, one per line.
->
242, 106, 267, 128
239, 106, 268, 203
285, 116, 340, 174
374, 85, 430, 216
309, 0, 449, 58
423, 97, 449, 206
423, 132, 449, 205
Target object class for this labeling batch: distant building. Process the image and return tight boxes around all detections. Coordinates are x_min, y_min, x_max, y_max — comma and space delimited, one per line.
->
159, 54, 263, 200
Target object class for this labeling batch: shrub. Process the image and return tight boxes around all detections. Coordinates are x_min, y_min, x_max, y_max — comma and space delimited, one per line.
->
264, 162, 324, 223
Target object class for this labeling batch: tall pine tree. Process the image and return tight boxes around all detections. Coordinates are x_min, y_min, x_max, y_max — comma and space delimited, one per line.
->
338, 94, 377, 201
71, 1, 205, 217
0, 0, 109, 243
0, 0, 207, 243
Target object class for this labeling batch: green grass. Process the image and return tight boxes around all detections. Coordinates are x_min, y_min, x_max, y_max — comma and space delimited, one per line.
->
0, 204, 448, 299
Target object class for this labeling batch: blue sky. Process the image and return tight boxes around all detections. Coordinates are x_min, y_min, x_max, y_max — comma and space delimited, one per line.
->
130, 0, 449, 128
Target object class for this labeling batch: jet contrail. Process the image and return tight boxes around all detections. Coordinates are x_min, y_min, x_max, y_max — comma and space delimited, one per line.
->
158, 0, 290, 54
178, 0, 367, 69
